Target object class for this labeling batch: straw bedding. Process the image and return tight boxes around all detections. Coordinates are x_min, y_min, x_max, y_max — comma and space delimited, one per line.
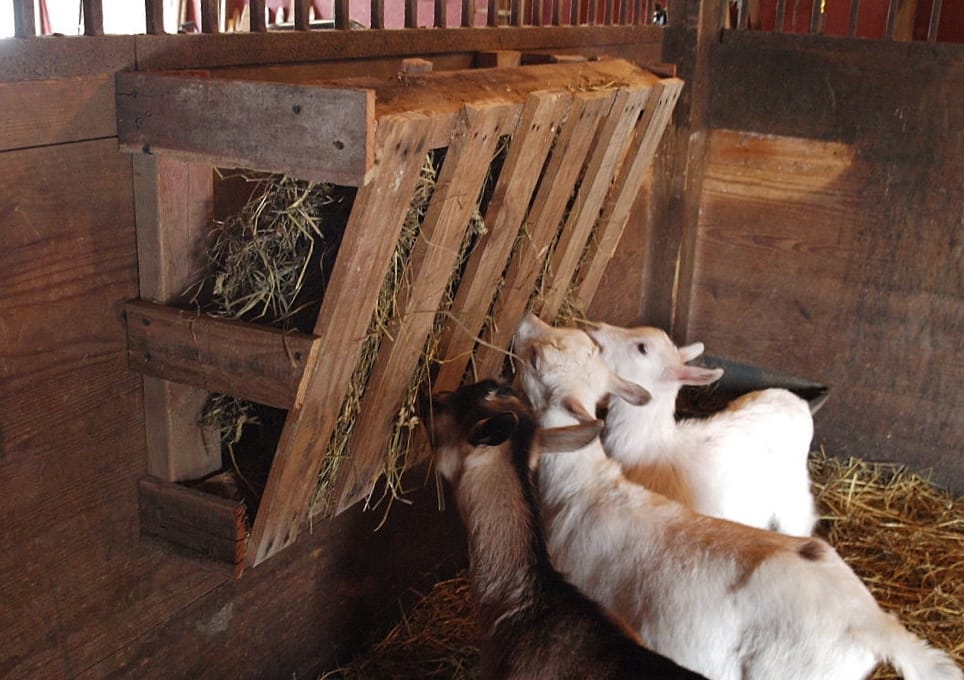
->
320, 451, 963, 679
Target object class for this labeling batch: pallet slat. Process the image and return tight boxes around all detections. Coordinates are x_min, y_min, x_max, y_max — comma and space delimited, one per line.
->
246, 112, 453, 567
434, 90, 574, 392
125, 300, 318, 411
472, 89, 615, 377
330, 102, 512, 513
572, 78, 684, 309
116, 73, 375, 186
537, 86, 651, 320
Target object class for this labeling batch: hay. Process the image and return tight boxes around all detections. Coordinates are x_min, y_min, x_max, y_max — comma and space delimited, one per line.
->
320, 452, 962, 679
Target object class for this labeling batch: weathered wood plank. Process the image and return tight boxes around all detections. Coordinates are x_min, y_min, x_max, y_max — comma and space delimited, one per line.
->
125, 301, 318, 410
433, 90, 574, 392
246, 112, 452, 566
13, 0, 36, 37
146, 0, 166, 34
573, 78, 683, 310
133, 155, 222, 483
472, 89, 615, 377
329, 101, 512, 513
82, 0, 105, 35
138, 477, 247, 574
0, 74, 116, 152
536, 86, 651, 320
116, 72, 375, 187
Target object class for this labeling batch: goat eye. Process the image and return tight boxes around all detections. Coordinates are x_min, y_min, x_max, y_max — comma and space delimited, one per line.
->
636, 343, 647, 355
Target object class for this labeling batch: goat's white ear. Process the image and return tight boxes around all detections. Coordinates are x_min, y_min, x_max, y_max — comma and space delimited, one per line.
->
562, 395, 597, 424
610, 375, 652, 406
670, 365, 724, 386
678, 341, 705, 362
536, 420, 604, 457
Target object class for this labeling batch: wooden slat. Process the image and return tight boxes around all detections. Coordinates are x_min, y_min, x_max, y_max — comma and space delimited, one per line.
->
133, 155, 224, 484
337, 0, 352, 28
488, 0, 499, 26
329, 102, 511, 513
511, 0, 524, 25
200, 0, 219, 32
116, 72, 375, 187
774, 0, 786, 32
553, 0, 562, 24
809, 0, 822, 33
146, 0, 166, 34
927, 0, 942, 42
588, 0, 598, 23
462, 0, 474, 26
13, 0, 36, 37
848, 0, 860, 38
138, 476, 247, 574
0, 75, 116, 152
604, 0, 614, 25
83, 0, 104, 35
884, 0, 899, 39
572, 78, 683, 310
435, 0, 448, 26
536, 86, 650, 320
533, 0, 544, 25
473, 90, 615, 378
125, 301, 319, 411
294, 0, 311, 29
433, 90, 573, 392
406, 0, 419, 27
245, 112, 451, 567
250, 0, 267, 31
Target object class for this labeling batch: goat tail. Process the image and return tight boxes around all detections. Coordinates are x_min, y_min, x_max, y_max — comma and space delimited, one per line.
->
865, 613, 962, 680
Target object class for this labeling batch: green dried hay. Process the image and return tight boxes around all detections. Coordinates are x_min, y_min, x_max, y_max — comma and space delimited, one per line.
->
320, 452, 963, 679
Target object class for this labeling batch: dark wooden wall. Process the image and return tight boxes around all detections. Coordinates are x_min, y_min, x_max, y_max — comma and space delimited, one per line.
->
595, 27, 962, 492
0, 27, 663, 679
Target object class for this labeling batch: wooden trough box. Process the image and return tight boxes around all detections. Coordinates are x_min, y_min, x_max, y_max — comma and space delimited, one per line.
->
116, 58, 684, 574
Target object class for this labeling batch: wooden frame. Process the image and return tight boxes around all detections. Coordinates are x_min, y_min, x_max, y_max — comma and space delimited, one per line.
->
118, 58, 682, 571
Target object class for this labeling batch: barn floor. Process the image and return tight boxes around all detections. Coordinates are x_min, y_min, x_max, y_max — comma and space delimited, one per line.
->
319, 451, 963, 680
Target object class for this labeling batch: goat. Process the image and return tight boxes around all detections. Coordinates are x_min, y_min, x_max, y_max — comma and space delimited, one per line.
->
426, 379, 710, 680
585, 321, 817, 536
512, 312, 962, 680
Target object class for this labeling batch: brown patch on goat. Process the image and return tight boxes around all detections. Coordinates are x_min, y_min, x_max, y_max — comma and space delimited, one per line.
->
797, 540, 825, 562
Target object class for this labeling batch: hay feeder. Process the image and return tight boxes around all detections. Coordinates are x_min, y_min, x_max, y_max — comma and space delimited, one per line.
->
117, 58, 683, 574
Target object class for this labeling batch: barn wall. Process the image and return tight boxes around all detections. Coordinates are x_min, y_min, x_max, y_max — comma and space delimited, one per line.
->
683, 32, 962, 491
0, 27, 664, 678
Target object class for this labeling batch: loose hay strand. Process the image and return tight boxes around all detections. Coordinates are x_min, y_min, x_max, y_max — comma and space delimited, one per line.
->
320, 451, 963, 679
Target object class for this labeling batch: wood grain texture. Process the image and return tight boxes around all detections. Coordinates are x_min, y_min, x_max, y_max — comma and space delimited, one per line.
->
125, 301, 318, 410
434, 90, 574, 392
330, 102, 512, 513
473, 89, 615, 377
0, 74, 116, 152
116, 72, 376, 186
246, 112, 451, 566
537, 86, 651, 320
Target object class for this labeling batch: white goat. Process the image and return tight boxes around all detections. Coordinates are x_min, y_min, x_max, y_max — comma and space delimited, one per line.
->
426, 379, 709, 680
512, 312, 961, 680
585, 321, 818, 536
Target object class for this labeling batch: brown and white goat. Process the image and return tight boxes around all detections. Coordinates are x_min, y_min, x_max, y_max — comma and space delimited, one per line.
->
426, 379, 709, 680
512, 313, 962, 680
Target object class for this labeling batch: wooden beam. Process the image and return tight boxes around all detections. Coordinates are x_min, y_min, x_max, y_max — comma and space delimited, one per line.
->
927, 0, 942, 42
200, 0, 219, 32
337, 0, 352, 28
472, 89, 615, 378
245, 112, 451, 567
884, 0, 899, 39
774, 0, 785, 32
116, 72, 375, 187
572, 78, 683, 310
433, 90, 573, 392
435, 0, 448, 26
83, 0, 104, 35
145, 0, 166, 34
125, 301, 318, 411
406, 0, 418, 27
294, 0, 311, 30
848, 0, 860, 38
537, 87, 651, 320
329, 102, 511, 513
809, 0, 822, 34
138, 476, 247, 575
462, 0, 474, 26
250, 0, 267, 31
13, 0, 36, 37
133, 155, 223, 483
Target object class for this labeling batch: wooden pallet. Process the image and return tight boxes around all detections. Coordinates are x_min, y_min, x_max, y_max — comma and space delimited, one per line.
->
117, 58, 683, 571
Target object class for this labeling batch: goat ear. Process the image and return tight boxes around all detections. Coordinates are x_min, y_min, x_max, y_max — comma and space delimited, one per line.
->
562, 395, 597, 424
670, 365, 724, 386
610, 375, 652, 406
467, 412, 518, 447
537, 420, 604, 454
678, 341, 705, 363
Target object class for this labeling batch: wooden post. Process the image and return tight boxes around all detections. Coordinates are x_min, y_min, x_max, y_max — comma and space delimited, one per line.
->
250, 0, 267, 31
927, 0, 942, 42
848, 0, 860, 38
132, 155, 222, 482
294, 0, 311, 29
83, 0, 104, 35
145, 0, 166, 34
406, 0, 418, 26
200, 0, 219, 31
13, 0, 36, 37
462, 0, 474, 26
